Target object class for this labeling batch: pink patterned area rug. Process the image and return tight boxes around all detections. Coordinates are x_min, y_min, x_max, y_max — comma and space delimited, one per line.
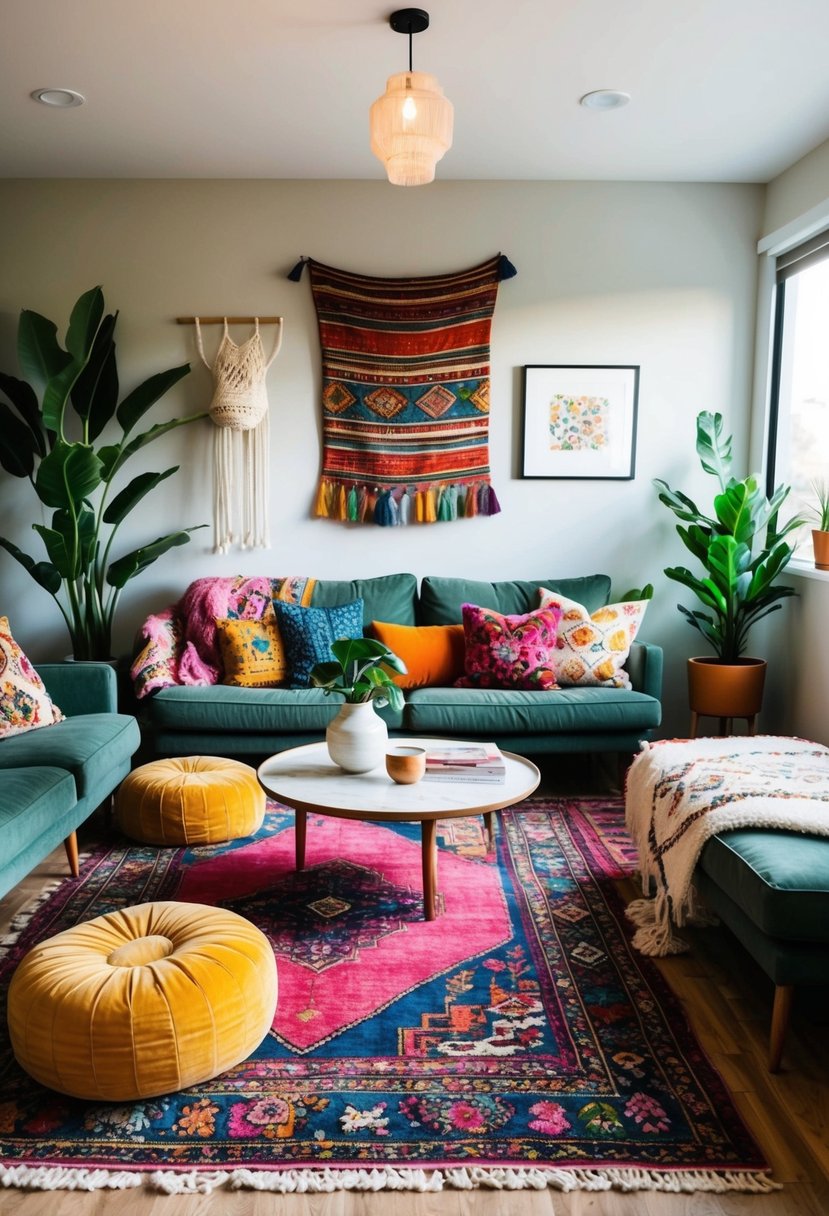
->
0, 798, 776, 1196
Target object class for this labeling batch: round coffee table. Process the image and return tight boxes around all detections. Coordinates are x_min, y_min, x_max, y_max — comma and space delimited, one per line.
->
257, 739, 540, 921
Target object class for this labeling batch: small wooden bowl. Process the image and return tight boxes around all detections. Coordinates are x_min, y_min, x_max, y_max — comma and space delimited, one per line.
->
386, 746, 426, 785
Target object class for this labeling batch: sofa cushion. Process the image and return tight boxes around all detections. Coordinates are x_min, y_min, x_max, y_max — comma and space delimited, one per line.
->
538, 590, 650, 689
369, 621, 465, 689
0, 714, 139, 799
312, 574, 418, 627
456, 603, 562, 691
0, 766, 77, 855
149, 685, 405, 734
272, 599, 364, 688
215, 613, 288, 687
419, 575, 611, 625
0, 617, 64, 738
404, 686, 661, 735
698, 830, 829, 943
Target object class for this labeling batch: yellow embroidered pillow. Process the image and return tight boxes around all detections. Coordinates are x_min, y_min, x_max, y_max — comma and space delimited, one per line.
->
0, 616, 64, 738
215, 613, 288, 688
537, 590, 648, 689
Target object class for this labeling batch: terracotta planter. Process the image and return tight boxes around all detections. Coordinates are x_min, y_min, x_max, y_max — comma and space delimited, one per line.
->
812, 529, 829, 571
687, 656, 767, 718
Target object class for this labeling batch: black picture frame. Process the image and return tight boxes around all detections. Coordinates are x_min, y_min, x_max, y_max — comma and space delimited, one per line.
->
521, 364, 640, 480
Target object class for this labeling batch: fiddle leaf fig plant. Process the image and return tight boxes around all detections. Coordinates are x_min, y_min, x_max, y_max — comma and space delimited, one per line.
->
654, 411, 802, 663
0, 286, 207, 659
310, 637, 407, 712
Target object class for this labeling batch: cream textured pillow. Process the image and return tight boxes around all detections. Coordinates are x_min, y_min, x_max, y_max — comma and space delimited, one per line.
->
537, 590, 648, 689
0, 616, 64, 738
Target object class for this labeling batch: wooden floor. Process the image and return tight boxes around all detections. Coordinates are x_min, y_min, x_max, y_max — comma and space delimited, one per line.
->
2, 755, 828, 1215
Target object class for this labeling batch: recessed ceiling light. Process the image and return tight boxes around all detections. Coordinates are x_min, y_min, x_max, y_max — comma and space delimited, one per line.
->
579, 89, 630, 111
31, 88, 85, 108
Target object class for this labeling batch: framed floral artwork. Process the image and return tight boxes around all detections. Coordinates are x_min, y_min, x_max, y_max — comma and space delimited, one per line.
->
521, 365, 639, 479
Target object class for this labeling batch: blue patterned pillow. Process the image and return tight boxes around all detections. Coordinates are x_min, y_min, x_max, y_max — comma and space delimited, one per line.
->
272, 598, 364, 688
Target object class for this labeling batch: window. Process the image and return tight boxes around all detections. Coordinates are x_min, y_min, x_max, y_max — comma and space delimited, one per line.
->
766, 231, 829, 552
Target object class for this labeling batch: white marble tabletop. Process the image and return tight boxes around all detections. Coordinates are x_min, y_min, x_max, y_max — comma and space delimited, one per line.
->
257, 738, 540, 821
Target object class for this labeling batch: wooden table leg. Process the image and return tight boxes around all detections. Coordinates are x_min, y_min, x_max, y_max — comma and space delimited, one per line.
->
295, 808, 307, 871
421, 818, 438, 921
63, 831, 80, 878
769, 983, 794, 1073
483, 811, 495, 852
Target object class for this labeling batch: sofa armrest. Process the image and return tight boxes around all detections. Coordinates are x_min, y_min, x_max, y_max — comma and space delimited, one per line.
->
36, 662, 118, 716
626, 642, 663, 700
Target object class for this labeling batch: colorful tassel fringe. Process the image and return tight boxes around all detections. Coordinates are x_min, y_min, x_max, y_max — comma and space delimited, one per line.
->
314, 479, 501, 525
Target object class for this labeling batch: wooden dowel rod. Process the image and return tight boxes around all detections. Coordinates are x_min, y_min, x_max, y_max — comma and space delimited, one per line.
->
175, 316, 283, 325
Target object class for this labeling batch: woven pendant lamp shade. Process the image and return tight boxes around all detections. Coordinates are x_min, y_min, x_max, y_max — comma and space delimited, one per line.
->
370, 70, 453, 186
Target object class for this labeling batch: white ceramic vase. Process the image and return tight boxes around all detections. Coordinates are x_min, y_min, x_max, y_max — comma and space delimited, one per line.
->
326, 701, 388, 774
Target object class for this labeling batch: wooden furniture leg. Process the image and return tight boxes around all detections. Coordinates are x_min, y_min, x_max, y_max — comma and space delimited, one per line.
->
295, 808, 307, 871
689, 711, 699, 738
421, 818, 438, 921
483, 811, 495, 852
747, 714, 758, 736
769, 984, 794, 1073
63, 831, 80, 878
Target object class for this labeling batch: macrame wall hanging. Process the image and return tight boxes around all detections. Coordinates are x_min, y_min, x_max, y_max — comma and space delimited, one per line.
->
179, 315, 283, 553
288, 253, 516, 525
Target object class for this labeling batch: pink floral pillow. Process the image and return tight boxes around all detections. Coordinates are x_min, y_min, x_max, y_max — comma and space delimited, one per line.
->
455, 603, 562, 690
0, 616, 64, 738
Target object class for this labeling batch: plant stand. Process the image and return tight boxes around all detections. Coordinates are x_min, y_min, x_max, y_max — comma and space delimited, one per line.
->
689, 710, 758, 738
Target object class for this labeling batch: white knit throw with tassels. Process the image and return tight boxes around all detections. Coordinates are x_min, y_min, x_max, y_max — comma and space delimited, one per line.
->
196, 318, 283, 554
624, 735, 829, 957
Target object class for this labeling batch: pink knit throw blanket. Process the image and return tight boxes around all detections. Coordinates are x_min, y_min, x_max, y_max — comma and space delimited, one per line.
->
131, 575, 315, 696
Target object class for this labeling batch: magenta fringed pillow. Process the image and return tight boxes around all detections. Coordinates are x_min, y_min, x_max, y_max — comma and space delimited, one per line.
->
455, 603, 562, 691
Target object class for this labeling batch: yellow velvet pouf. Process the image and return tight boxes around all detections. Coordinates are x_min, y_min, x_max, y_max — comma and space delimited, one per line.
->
116, 756, 265, 845
7, 901, 277, 1101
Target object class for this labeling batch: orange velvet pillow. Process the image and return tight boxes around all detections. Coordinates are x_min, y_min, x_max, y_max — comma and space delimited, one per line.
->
370, 621, 465, 689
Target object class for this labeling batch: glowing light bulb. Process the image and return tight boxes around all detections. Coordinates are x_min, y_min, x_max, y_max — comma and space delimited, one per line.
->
402, 95, 417, 120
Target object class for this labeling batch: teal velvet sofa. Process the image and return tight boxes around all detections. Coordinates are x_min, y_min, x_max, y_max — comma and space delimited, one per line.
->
139, 573, 662, 760
694, 829, 829, 1071
0, 663, 141, 901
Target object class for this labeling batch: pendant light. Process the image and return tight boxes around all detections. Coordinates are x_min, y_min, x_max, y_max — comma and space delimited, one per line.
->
369, 8, 453, 187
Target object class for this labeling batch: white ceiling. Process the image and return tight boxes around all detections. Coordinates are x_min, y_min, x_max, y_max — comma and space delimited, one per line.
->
4, 0, 829, 183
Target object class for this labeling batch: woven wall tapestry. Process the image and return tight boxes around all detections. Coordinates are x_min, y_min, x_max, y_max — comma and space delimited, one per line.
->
289, 253, 516, 525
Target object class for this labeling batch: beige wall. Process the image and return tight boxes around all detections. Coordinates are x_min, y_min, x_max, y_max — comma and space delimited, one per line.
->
0, 179, 764, 736
763, 136, 829, 235
760, 142, 829, 746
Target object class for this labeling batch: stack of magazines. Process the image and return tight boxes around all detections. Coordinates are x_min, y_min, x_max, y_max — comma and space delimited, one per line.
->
423, 743, 506, 784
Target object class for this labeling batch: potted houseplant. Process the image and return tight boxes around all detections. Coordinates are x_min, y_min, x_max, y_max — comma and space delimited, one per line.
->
0, 286, 207, 660
654, 411, 802, 727
807, 479, 829, 571
310, 637, 406, 773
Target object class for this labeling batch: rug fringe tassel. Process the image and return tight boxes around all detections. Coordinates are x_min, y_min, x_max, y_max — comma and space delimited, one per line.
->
0, 1165, 143, 1191
4, 1164, 778, 1195
143, 1165, 779, 1196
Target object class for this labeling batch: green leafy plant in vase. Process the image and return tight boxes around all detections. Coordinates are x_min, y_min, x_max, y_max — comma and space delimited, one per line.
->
0, 286, 207, 660
806, 479, 829, 570
654, 410, 802, 726
310, 638, 407, 773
